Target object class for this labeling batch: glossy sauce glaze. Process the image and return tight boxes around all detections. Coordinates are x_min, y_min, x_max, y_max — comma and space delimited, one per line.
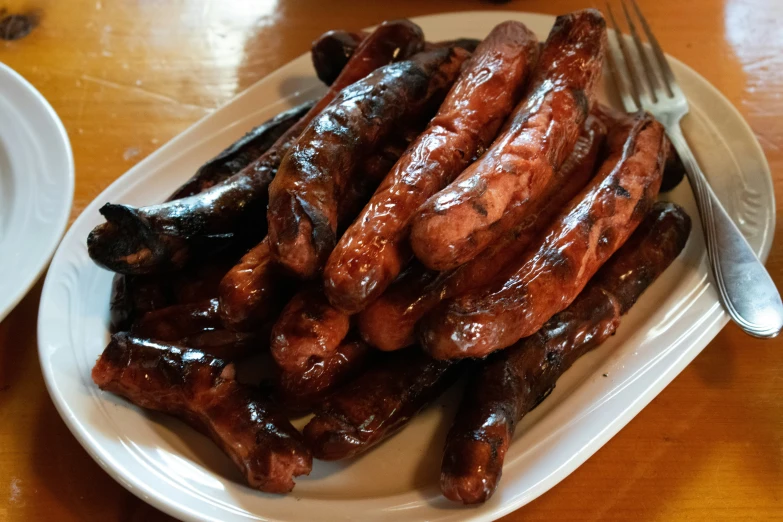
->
91, 333, 312, 493
440, 201, 691, 504
357, 114, 607, 351
420, 111, 666, 359
267, 47, 469, 279
323, 21, 540, 314
167, 101, 314, 201
270, 287, 351, 373
276, 339, 370, 414
302, 348, 461, 460
311, 29, 368, 86
86, 19, 425, 274
409, 9, 607, 271
217, 238, 291, 332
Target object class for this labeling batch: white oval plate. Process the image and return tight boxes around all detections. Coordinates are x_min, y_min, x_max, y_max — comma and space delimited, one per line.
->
38, 11, 774, 522
0, 63, 73, 323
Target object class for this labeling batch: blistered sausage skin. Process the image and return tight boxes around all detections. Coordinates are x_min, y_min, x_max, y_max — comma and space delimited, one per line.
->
358, 115, 607, 351
420, 112, 666, 359
303, 349, 460, 460
87, 20, 425, 275
268, 47, 470, 279
409, 10, 607, 271
270, 287, 350, 373
440, 202, 691, 504
276, 339, 370, 414
92, 333, 312, 493
323, 21, 540, 313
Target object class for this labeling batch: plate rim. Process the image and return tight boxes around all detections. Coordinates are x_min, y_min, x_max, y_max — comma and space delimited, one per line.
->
36, 9, 775, 522
0, 61, 74, 323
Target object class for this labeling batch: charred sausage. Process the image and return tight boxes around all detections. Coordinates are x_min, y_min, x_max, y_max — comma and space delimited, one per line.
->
312, 30, 368, 86
303, 348, 460, 460
270, 287, 351, 373
420, 112, 667, 359
324, 21, 540, 313
132, 298, 222, 341
218, 238, 292, 332
311, 30, 480, 87
167, 101, 315, 201
268, 47, 470, 279
440, 201, 691, 504
409, 10, 607, 271
87, 20, 425, 274
276, 339, 370, 414
216, 125, 418, 334
358, 115, 607, 351
92, 333, 312, 493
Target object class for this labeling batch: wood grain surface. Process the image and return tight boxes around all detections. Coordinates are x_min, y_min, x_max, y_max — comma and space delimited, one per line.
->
0, 0, 781, 520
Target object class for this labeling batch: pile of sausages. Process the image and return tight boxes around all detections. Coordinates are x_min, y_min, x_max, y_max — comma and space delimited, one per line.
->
88, 10, 691, 502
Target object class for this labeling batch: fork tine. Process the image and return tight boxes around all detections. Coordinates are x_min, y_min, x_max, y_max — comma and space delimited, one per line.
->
621, 0, 660, 102
629, 0, 676, 96
603, 28, 637, 112
605, 3, 643, 110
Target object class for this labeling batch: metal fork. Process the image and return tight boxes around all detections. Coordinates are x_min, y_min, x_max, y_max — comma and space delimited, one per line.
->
605, 0, 783, 338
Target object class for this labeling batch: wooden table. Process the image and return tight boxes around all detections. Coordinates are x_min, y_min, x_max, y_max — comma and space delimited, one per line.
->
1, 0, 781, 519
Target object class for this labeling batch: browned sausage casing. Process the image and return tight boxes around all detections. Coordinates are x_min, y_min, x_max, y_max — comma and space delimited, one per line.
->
276, 339, 370, 414
92, 333, 312, 493
311, 30, 368, 86
323, 21, 540, 313
130, 298, 264, 360
440, 201, 691, 504
167, 101, 315, 201
132, 298, 222, 341
87, 20, 425, 275
303, 348, 460, 460
420, 112, 666, 359
267, 47, 470, 280
311, 30, 480, 87
218, 238, 291, 332
270, 287, 350, 373
358, 115, 607, 351
409, 10, 607, 271
217, 125, 419, 335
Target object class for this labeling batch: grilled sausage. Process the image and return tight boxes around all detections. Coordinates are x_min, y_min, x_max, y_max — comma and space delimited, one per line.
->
312, 30, 368, 86
109, 250, 238, 333
312, 31, 480, 87
276, 339, 370, 414
358, 115, 607, 351
109, 273, 171, 333
216, 124, 418, 333
218, 238, 292, 332
270, 287, 351, 373
303, 348, 460, 460
167, 101, 315, 201
87, 20, 425, 275
409, 10, 607, 271
132, 298, 222, 341
440, 201, 691, 504
420, 112, 666, 359
324, 21, 540, 313
92, 333, 312, 493
268, 47, 470, 279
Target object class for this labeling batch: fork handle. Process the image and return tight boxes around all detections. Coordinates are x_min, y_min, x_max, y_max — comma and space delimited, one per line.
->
666, 124, 783, 338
